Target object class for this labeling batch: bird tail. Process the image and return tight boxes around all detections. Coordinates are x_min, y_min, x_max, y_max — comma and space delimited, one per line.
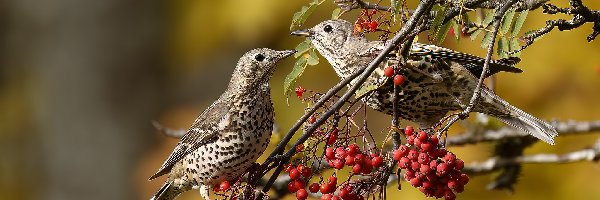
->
481, 89, 558, 145
150, 182, 182, 200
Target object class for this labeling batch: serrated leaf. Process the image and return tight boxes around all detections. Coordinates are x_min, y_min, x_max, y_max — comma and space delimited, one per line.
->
511, 10, 528, 36
509, 37, 521, 56
452, 20, 461, 41
430, 5, 446, 32
283, 57, 308, 97
481, 31, 493, 49
290, 0, 325, 30
435, 20, 452, 45
470, 29, 483, 41
501, 8, 515, 36
331, 8, 342, 19
498, 37, 508, 58
306, 50, 319, 66
482, 9, 495, 28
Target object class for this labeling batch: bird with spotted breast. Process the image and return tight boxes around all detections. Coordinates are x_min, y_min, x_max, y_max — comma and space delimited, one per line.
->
149, 48, 296, 200
292, 19, 557, 144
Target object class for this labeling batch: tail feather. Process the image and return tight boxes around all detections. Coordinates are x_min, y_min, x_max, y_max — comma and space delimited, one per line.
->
482, 90, 558, 144
150, 182, 182, 200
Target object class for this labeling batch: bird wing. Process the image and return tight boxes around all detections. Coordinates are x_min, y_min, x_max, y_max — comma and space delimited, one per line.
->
360, 42, 522, 77
149, 97, 231, 180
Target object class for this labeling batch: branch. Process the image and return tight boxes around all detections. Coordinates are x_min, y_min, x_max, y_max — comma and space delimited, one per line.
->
335, 0, 392, 12
463, 138, 600, 175
151, 120, 186, 138
446, 120, 600, 146
512, 0, 600, 54
443, 0, 548, 24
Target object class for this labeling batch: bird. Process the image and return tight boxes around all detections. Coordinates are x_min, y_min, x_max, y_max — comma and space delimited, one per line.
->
291, 19, 558, 144
149, 48, 296, 200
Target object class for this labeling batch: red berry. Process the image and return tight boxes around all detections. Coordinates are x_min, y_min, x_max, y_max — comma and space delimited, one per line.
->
361, 161, 373, 174
411, 161, 421, 171
338, 187, 350, 198
410, 177, 422, 187
331, 196, 340, 200
368, 21, 378, 31
285, 164, 294, 172
321, 194, 333, 200
407, 135, 415, 145
328, 176, 338, 186
327, 128, 338, 145
417, 131, 428, 141
393, 74, 405, 86
352, 164, 362, 174
325, 147, 335, 159
293, 180, 306, 191
404, 126, 414, 136
295, 86, 306, 98
436, 163, 449, 175
445, 191, 456, 200
444, 153, 457, 167
308, 115, 316, 123
296, 189, 308, 199
420, 164, 431, 174
430, 135, 439, 146
414, 138, 422, 148
333, 159, 344, 170
320, 184, 332, 194
301, 167, 312, 178
345, 155, 355, 166
393, 149, 402, 161
354, 154, 365, 165
296, 144, 305, 152
454, 184, 465, 193
429, 160, 438, 169
289, 168, 300, 180
404, 169, 416, 180
219, 181, 231, 191
398, 157, 410, 169
448, 180, 458, 190
421, 142, 433, 152
407, 149, 418, 161
384, 66, 394, 77
422, 180, 432, 189
455, 159, 464, 170
335, 147, 347, 159
288, 181, 299, 193
309, 183, 319, 193
347, 143, 359, 156
459, 174, 470, 185
371, 156, 383, 167
399, 145, 409, 156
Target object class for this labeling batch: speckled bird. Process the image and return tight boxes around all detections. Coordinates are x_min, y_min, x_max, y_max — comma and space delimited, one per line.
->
149, 48, 296, 200
292, 19, 557, 144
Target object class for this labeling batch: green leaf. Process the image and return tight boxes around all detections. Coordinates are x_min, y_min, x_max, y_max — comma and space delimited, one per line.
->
470, 29, 483, 41
430, 5, 446, 32
290, 0, 325, 30
498, 37, 508, 58
294, 38, 312, 58
509, 37, 521, 56
511, 10, 528, 36
501, 8, 515, 36
481, 31, 493, 49
482, 9, 495, 28
390, 0, 403, 22
355, 84, 380, 99
435, 21, 452, 45
331, 8, 342, 20
283, 57, 308, 97
452, 20, 461, 41
306, 50, 319, 66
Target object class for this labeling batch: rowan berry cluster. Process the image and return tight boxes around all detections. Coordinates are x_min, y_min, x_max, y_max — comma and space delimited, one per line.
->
354, 9, 380, 32
393, 126, 469, 200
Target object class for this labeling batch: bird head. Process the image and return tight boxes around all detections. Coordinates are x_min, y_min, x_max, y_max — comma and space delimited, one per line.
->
291, 20, 356, 56
231, 48, 296, 89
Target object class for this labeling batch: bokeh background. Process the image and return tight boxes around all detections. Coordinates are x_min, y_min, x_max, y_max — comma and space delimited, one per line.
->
1, 0, 599, 200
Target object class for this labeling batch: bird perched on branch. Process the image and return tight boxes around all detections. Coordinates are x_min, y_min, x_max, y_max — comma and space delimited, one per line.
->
292, 19, 557, 144
149, 48, 296, 200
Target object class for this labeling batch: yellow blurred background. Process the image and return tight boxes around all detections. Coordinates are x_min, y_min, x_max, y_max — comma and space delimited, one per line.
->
1, 0, 599, 200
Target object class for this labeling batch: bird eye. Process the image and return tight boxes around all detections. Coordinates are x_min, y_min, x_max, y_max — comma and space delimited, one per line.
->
323, 25, 333, 33
255, 54, 265, 61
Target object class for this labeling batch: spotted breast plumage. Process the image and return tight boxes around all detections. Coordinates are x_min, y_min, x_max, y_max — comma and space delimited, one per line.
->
149, 48, 296, 200
291, 19, 557, 144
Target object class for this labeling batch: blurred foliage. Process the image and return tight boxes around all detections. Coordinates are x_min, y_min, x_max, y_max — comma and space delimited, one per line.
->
1, 0, 600, 200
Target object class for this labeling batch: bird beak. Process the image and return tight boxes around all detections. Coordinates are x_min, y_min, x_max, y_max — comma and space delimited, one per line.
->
278, 50, 297, 60
291, 29, 313, 37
